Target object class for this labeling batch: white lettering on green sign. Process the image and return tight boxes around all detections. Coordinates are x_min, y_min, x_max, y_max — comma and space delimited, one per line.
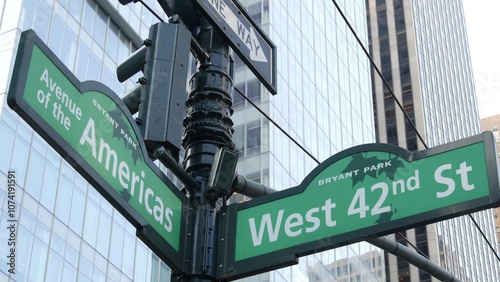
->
37, 68, 83, 129
79, 118, 174, 232
21, 45, 182, 251
236, 144, 489, 261
248, 198, 337, 246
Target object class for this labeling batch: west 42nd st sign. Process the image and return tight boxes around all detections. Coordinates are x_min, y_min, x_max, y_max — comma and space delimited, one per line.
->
217, 133, 500, 279
8, 30, 186, 271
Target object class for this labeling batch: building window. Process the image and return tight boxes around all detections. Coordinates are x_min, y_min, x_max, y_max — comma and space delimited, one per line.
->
247, 79, 261, 102
232, 79, 261, 108
247, 123, 261, 155
233, 123, 261, 157
233, 82, 246, 109
248, 2, 261, 26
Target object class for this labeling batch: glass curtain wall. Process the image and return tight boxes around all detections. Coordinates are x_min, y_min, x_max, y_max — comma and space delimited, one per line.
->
0, 0, 173, 281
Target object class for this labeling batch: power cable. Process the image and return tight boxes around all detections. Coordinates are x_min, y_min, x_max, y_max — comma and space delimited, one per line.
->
233, 87, 320, 164
468, 212, 500, 261
138, 0, 164, 22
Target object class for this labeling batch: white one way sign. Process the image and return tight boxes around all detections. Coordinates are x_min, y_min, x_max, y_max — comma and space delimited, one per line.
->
193, 0, 277, 94
208, 0, 267, 62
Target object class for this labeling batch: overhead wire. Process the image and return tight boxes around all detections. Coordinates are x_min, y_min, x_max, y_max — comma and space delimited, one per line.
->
233, 87, 320, 164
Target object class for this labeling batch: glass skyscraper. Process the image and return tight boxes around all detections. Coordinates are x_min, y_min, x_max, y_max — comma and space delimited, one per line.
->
367, 0, 500, 281
0, 1, 181, 281
0, 0, 446, 282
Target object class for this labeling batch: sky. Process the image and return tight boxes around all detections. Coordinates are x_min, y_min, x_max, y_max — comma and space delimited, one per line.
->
463, 0, 500, 119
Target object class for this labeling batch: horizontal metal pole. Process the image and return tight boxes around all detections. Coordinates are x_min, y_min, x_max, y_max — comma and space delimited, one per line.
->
154, 146, 199, 189
232, 175, 277, 198
368, 236, 462, 282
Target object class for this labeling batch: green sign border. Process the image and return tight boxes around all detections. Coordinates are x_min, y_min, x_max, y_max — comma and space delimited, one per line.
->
7, 30, 187, 272
217, 132, 500, 279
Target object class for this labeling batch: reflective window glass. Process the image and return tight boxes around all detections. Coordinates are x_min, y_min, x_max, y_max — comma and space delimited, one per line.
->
35, 0, 52, 41
25, 149, 45, 201
102, 63, 115, 90
61, 23, 79, 71
55, 175, 72, 225
117, 32, 131, 65
96, 210, 111, 256
78, 272, 93, 282
83, 199, 99, 246
40, 162, 58, 212
93, 268, 106, 282
246, 124, 261, 155
68, 0, 83, 21
76, 40, 91, 80
107, 262, 122, 281
58, 0, 70, 9
69, 188, 85, 235
88, 47, 103, 81
122, 232, 135, 278
10, 135, 30, 187
16, 120, 32, 141
247, 79, 260, 101
35, 220, 51, 244
134, 243, 151, 281
109, 220, 124, 268
79, 254, 94, 280
46, 250, 64, 281
160, 261, 171, 280
49, 13, 66, 55
82, 0, 96, 35
65, 245, 79, 267
94, 8, 107, 48
0, 122, 15, 172
20, 0, 36, 30
62, 262, 77, 281
50, 233, 66, 256
28, 237, 48, 281
15, 226, 34, 281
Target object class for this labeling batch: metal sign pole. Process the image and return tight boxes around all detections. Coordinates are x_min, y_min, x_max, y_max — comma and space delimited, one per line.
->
176, 16, 235, 282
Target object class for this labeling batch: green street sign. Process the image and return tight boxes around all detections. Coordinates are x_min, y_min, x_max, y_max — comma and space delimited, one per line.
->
8, 30, 186, 271
217, 133, 500, 279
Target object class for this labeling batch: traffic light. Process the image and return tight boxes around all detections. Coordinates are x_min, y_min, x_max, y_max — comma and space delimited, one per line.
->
117, 22, 191, 162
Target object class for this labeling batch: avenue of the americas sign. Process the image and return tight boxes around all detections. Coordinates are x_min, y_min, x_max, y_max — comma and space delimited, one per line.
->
192, 0, 277, 94
7, 30, 186, 271
217, 132, 500, 279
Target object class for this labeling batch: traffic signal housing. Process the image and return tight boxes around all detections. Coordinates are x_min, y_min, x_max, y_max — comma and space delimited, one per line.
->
117, 22, 191, 162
